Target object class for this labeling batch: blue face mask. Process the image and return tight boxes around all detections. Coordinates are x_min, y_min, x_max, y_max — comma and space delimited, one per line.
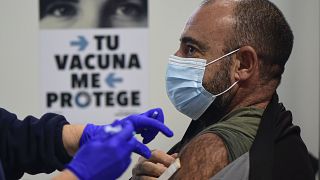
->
166, 49, 240, 120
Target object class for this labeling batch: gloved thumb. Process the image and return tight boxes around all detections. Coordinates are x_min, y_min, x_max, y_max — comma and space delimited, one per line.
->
128, 137, 151, 159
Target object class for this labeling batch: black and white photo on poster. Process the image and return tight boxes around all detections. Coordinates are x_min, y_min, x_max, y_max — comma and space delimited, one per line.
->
40, 0, 148, 29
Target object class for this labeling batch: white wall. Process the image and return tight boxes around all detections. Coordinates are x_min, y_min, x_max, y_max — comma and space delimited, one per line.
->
0, 0, 318, 179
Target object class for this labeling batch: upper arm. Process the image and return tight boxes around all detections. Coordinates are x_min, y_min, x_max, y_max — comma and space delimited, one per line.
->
171, 133, 229, 179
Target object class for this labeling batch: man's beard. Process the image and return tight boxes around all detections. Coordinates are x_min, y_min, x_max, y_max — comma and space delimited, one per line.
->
203, 62, 234, 112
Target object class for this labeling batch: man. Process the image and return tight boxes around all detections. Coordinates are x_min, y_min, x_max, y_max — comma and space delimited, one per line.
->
0, 107, 173, 180
132, 0, 314, 179
39, 0, 148, 29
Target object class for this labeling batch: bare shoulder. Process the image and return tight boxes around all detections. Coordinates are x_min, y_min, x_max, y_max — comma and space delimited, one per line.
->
171, 133, 228, 179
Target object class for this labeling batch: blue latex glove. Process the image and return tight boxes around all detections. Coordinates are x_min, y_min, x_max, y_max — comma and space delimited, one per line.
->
131, 108, 164, 143
79, 108, 173, 146
67, 121, 150, 180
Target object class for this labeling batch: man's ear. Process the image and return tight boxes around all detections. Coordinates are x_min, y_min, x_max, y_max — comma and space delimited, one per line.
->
234, 46, 259, 81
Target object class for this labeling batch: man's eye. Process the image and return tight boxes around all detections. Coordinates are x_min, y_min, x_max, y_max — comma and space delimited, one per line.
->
45, 3, 77, 18
187, 46, 197, 56
115, 3, 143, 18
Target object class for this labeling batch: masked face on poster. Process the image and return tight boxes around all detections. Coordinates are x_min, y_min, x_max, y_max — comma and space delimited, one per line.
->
40, 0, 148, 29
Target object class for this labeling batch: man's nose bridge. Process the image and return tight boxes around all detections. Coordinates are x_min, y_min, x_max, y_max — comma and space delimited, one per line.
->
174, 51, 182, 57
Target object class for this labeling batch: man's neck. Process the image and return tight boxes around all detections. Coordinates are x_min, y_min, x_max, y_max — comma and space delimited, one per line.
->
227, 79, 279, 114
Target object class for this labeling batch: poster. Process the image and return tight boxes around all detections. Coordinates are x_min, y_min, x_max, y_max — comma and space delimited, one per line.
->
39, 0, 149, 124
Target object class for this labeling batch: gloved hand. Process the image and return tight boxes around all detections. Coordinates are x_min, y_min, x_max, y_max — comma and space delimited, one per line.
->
67, 121, 150, 180
131, 108, 166, 144
79, 108, 173, 146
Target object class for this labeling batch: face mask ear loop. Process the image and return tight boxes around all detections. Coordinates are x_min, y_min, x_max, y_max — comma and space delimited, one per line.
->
205, 48, 240, 67
213, 81, 239, 97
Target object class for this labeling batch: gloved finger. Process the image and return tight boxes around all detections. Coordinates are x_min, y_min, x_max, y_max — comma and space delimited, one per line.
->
110, 121, 135, 141
141, 108, 164, 123
141, 130, 157, 144
140, 109, 165, 143
110, 119, 122, 126
129, 116, 174, 138
137, 108, 164, 142
128, 137, 151, 159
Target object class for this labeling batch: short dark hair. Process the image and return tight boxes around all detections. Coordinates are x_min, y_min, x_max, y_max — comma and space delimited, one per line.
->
204, 0, 294, 83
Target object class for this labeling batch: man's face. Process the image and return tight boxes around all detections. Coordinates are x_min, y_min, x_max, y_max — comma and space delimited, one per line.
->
40, 0, 148, 29
174, 1, 236, 108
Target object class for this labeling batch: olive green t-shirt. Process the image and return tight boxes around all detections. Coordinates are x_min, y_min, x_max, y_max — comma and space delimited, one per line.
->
198, 107, 264, 162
